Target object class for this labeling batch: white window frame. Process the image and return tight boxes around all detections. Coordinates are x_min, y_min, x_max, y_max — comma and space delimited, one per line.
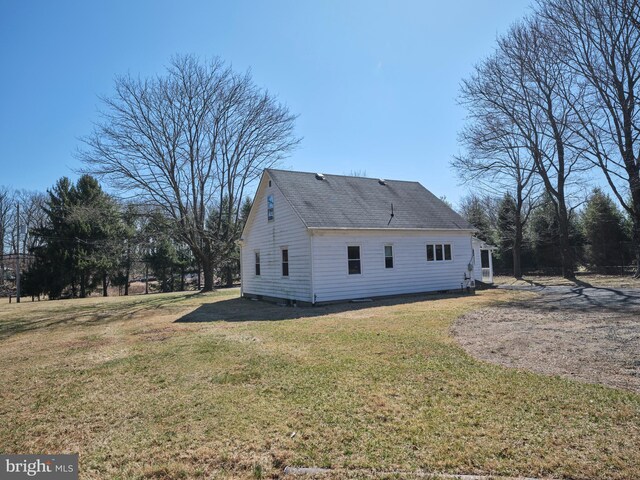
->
384, 244, 394, 269
267, 195, 274, 221
255, 251, 261, 276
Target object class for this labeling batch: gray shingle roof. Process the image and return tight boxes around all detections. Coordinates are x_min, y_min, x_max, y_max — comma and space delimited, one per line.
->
267, 169, 475, 230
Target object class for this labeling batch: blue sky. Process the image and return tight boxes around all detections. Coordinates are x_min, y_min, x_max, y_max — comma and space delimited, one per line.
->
0, 0, 532, 206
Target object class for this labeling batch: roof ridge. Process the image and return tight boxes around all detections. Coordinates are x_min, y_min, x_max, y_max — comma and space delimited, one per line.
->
267, 168, 421, 184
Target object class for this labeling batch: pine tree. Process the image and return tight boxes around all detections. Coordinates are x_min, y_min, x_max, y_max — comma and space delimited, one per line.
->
581, 188, 629, 270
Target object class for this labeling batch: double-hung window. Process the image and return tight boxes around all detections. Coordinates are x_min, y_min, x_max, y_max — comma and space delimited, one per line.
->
255, 251, 261, 275
267, 195, 274, 221
384, 245, 394, 268
347, 246, 361, 275
282, 249, 289, 277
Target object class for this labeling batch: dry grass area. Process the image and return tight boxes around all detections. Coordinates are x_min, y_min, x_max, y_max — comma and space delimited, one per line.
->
1, 289, 640, 479
453, 306, 640, 393
493, 273, 640, 289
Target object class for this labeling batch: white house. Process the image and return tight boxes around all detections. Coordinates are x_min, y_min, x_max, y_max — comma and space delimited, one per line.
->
239, 169, 492, 304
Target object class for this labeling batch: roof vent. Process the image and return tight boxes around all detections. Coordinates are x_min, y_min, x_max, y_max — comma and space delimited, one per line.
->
315, 173, 325, 180
378, 179, 386, 185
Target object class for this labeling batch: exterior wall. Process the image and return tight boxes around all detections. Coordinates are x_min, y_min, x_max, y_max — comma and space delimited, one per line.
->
310, 230, 475, 303
240, 174, 312, 302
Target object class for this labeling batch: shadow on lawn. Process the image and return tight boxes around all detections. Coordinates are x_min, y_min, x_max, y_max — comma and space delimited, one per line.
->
501, 281, 640, 312
0, 292, 201, 341
175, 291, 475, 323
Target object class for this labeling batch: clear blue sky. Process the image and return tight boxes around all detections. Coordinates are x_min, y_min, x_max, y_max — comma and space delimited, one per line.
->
0, 0, 532, 206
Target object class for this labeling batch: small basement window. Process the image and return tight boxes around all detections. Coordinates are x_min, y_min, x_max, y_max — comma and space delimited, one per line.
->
427, 243, 453, 262
282, 249, 289, 277
347, 246, 361, 275
267, 195, 274, 221
384, 245, 393, 268
255, 251, 261, 276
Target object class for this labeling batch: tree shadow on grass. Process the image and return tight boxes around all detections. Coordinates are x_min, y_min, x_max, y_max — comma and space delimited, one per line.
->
0, 292, 201, 341
500, 281, 640, 313
175, 291, 476, 323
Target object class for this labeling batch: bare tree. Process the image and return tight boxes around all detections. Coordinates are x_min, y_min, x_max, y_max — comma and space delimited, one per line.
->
539, 0, 640, 276
13, 190, 47, 255
80, 55, 299, 290
0, 187, 14, 286
455, 98, 540, 278
461, 19, 585, 278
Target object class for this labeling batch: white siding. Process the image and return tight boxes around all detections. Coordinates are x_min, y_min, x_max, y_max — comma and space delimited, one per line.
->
240, 174, 312, 302
311, 230, 474, 302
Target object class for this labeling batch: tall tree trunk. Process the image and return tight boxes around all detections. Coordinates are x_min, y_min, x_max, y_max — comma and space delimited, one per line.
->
225, 266, 233, 287
202, 258, 215, 292
633, 215, 640, 279
180, 266, 185, 291
513, 225, 523, 279
557, 202, 574, 279
513, 194, 523, 279
124, 243, 130, 295
102, 273, 108, 297
631, 188, 640, 278
80, 273, 86, 298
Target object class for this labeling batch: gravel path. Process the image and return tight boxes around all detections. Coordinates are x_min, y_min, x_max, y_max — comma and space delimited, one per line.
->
452, 285, 640, 393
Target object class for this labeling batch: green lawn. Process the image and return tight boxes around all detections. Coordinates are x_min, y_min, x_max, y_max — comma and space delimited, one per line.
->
1, 289, 638, 479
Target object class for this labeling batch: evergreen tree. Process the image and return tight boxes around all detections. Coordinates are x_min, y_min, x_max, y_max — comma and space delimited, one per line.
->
496, 193, 517, 272
145, 238, 180, 293
528, 195, 582, 272
458, 194, 495, 243
581, 188, 629, 270
29, 175, 123, 299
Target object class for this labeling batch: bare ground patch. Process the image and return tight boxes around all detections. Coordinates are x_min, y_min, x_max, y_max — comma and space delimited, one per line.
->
452, 296, 640, 393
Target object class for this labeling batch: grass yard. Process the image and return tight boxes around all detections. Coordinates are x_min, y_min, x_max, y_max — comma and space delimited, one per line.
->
1, 289, 639, 479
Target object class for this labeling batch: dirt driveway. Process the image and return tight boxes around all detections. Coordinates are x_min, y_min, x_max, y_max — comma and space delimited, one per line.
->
452, 285, 640, 393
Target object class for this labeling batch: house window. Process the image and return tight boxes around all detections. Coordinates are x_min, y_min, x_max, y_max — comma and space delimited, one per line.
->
347, 246, 361, 275
427, 243, 453, 262
282, 249, 289, 277
267, 195, 274, 221
426, 244, 434, 261
384, 245, 393, 268
255, 251, 261, 276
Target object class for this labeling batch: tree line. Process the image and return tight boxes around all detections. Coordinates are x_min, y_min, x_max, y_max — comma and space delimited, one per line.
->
459, 188, 633, 275
0, 176, 253, 299
453, 0, 640, 278
1, 54, 295, 299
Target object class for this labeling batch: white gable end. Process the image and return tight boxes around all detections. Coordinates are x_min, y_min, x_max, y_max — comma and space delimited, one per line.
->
240, 173, 312, 302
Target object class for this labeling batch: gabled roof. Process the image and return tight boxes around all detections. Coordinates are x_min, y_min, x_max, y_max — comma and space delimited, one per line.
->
267, 169, 475, 230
